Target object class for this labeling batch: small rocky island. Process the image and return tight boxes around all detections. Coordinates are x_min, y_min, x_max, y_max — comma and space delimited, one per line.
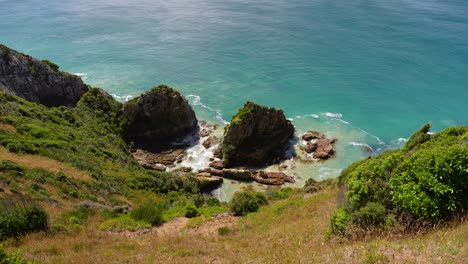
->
222, 101, 295, 167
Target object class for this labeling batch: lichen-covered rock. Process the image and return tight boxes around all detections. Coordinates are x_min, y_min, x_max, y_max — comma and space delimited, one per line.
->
222, 101, 294, 167
0, 44, 89, 107
122, 85, 198, 145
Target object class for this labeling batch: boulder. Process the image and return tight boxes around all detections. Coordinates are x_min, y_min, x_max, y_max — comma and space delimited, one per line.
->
122, 85, 198, 145
0, 45, 89, 107
305, 142, 318, 153
222, 169, 252, 181
312, 138, 336, 160
198, 176, 223, 192
302, 131, 321, 141
132, 148, 186, 168
203, 135, 219, 149
209, 160, 224, 170
222, 101, 294, 167
251, 171, 295, 185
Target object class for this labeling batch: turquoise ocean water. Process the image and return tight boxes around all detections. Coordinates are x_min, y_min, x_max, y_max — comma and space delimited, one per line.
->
1, 0, 467, 198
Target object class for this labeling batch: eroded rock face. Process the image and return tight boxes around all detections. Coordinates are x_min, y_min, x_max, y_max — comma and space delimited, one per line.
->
222, 101, 294, 167
0, 45, 88, 107
122, 85, 198, 145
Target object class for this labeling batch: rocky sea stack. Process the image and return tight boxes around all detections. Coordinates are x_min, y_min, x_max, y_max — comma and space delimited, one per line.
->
0, 44, 88, 107
222, 101, 294, 167
122, 85, 198, 147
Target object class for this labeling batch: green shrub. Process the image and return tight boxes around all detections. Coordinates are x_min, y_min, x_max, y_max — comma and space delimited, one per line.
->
329, 207, 352, 235
41, 60, 59, 72
402, 123, 431, 153
206, 197, 221, 207
0, 204, 48, 240
130, 203, 164, 226
356, 202, 386, 227
99, 215, 151, 232
0, 244, 36, 264
230, 191, 268, 216
184, 206, 200, 218
218, 226, 230, 236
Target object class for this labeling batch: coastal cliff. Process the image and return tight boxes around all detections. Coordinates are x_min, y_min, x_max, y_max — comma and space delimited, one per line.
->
0, 45, 88, 107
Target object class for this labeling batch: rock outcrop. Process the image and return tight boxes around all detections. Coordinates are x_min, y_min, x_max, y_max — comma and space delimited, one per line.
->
222, 101, 294, 167
0, 44, 88, 107
301, 131, 336, 160
122, 85, 198, 145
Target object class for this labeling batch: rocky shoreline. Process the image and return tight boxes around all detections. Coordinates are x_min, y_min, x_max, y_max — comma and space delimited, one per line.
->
0, 44, 341, 194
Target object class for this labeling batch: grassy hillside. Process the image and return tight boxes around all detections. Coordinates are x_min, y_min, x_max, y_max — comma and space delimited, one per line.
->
2, 186, 467, 263
0, 90, 467, 263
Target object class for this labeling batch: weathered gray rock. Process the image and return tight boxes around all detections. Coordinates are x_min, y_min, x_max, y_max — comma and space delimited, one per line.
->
122, 85, 198, 145
0, 44, 88, 107
222, 101, 294, 167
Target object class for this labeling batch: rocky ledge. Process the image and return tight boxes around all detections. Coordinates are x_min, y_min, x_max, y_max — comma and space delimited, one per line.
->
0, 44, 88, 107
222, 101, 294, 167
301, 131, 337, 160
198, 162, 295, 186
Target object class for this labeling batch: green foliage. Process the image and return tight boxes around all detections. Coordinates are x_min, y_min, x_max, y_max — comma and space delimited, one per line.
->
99, 215, 151, 232
0, 201, 48, 240
230, 191, 268, 216
184, 206, 200, 218
0, 45, 12, 63
329, 207, 352, 235
41, 60, 59, 72
265, 187, 295, 200
356, 202, 386, 227
303, 178, 337, 194
130, 203, 164, 226
333, 124, 468, 235
402, 123, 431, 153
218, 226, 230, 236
0, 244, 37, 264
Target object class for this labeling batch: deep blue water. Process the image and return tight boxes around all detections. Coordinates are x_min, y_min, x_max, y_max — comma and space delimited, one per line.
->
1, 0, 467, 186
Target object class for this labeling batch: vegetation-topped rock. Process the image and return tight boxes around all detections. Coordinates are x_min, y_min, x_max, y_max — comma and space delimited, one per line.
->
0, 44, 88, 107
222, 101, 294, 167
122, 85, 198, 146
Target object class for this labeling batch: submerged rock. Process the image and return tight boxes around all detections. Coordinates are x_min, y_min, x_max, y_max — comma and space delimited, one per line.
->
0, 44, 89, 107
222, 101, 294, 167
122, 85, 198, 145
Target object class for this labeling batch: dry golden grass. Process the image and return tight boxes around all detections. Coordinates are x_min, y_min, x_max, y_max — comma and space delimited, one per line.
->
0, 146, 90, 181
5, 187, 467, 263
0, 122, 16, 133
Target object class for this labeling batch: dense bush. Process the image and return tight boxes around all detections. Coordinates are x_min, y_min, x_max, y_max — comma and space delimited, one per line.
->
356, 202, 386, 227
0, 244, 35, 264
130, 203, 164, 226
331, 124, 468, 235
230, 191, 268, 216
329, 207, 352, 235
0, 202, 48, 240
184, 206, 200, 218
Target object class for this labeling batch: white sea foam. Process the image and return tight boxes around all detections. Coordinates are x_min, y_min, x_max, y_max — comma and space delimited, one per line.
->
74, 72, 88, 80
334, 118, 350, 125
294, 114, 320, 119
111, 94, 134, 102
322, 112, 343, 118
398, 138, 408, 143
187, 95, 229, 124
349, 141, 374, 152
